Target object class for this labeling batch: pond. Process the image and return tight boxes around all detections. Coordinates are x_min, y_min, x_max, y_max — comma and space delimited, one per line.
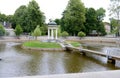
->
0, 42, 120, 77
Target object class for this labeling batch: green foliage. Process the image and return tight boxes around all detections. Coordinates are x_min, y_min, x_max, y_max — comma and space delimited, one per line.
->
23, 41, 61, 48
84, 8, 106, 36
61, 31, 69, 38
14, 0, 45, 33
109, 0, 120, 18
53, 25, 61, 37
32, 25, 41, 40
96, 8, 106, 21
109, 0, 120, 36
54, 19, 61, 25
110, 18, 119, 34
0, 13, 6, 22
78, 31, 86, 38
57, 25, 62, 37
61, 0, 86, 35
14, 24, 23, 37
14, 5, 28, 31
40, 25, 47, 35
0, 24, 5, 36
70, 42, 81, 47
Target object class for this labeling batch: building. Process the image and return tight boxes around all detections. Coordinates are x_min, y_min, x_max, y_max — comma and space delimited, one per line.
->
0, 21, 15, 36
104, 22, 111, 34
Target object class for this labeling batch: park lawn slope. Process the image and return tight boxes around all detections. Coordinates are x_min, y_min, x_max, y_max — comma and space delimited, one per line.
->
23, 41, 62, 48
66, 41, 81, 47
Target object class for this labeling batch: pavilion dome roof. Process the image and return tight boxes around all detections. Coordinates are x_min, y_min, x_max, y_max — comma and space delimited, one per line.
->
48, 21, 57, 25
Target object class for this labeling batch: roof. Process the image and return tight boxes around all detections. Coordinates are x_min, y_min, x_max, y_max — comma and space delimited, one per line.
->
48, 21, 57, 25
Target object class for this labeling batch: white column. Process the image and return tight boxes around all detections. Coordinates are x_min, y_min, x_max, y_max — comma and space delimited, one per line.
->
56, 29, 58, 39
48, 29, 50, 39
51, 29, 54, 39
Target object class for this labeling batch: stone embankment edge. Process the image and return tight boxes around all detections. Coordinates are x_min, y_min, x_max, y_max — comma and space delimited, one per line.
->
66, 37, 119, 43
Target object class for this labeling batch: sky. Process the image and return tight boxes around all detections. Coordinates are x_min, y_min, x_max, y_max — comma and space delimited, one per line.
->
0, 0, 110, 23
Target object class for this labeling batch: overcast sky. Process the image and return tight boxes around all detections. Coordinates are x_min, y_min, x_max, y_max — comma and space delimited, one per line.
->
0, 0, 110, 22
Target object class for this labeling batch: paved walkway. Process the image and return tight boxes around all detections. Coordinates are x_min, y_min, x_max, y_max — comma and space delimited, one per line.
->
8, 70, 120, 78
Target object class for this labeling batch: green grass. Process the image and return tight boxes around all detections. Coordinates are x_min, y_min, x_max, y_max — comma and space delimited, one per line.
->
66, 41, 81, 47
23, 41, 62, 48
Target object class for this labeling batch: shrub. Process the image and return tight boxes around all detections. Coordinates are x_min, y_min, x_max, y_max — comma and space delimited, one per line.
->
32, 25, 41, 40
0, 24, 5, 36
78, 31, 86, 39
14, 24, 23, 38
61, 31, 69, 38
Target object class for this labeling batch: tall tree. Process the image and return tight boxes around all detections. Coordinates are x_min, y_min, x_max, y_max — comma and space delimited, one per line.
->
84, 8, 106, 35
84, 8, 97, 35
110, 18, 118, 34
54, 19, 61, 25
0, 13, 7, 22
27, 0, 45, 32
14, 5, 28, 31
61, 0, 86, 36
14, 0, 45, 33
96, 8, 106, 21
96, 8, 106, 35
109, 0, 120, 36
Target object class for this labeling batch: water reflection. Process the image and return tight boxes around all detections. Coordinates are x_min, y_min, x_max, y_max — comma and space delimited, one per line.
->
0, 42, 120, 77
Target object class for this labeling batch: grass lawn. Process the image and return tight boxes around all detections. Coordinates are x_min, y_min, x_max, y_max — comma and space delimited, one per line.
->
23, 41, 62, 48
66, 41, 81, 47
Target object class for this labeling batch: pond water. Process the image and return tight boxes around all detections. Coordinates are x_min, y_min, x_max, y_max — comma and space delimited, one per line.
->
0, 42, 120, 77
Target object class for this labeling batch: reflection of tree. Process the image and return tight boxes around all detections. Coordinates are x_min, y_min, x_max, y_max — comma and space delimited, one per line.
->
64, 52, 85, 73
24, 51, 42, 75
15, 45, 43, 75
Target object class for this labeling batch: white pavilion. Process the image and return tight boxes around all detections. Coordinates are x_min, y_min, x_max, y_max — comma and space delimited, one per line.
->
48, 21, 58, 40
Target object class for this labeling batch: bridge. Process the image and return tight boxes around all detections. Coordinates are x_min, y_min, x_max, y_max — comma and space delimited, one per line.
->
65, 46, 120, 64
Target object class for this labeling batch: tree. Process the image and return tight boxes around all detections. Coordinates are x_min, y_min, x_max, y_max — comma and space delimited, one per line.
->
14, 0, 45, 33
78, 31, 86, 39
84, 8, 97, 35
54, 19, 61, 25
40, 25, 47, 35
61, 0, 86, 36
14, 5, 28, 32
61, 31, 69, 38
97, 8, 106, 21
57, 25, 62, 37
109, 0, 120, 36
0, 13, 6, 22
84, 8, 106, 36
32, 25, 41, 40
110, 18, 118, 34
0, 24, 5, 36
14, 24, 23, 38
96, 8, 106, 35
26, 0, 45, 32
